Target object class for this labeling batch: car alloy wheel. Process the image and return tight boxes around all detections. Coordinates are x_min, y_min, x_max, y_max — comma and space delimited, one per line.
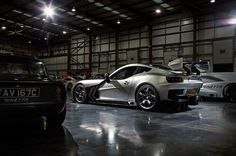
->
73, 84, 87, 103
224, 84, 236, 102
136, 84, 159, 110
227, 89, 236, 102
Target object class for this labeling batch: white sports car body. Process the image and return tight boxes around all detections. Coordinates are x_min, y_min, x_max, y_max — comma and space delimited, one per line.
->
199, 72, 236, 102
72, 64, 203, 110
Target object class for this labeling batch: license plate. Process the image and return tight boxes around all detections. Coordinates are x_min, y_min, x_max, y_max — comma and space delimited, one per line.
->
187, 88, 198, 96
0, 88, 40, 98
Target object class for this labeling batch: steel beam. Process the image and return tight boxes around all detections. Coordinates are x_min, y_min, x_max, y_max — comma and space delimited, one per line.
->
115, 31, 119, 69
89, 35, 93, 77
193, 16, 197, 61
148, 25, 153, 64
67, 40, 71, 75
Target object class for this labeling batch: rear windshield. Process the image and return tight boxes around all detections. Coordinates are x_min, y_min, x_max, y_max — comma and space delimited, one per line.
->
0, 61, 47, 76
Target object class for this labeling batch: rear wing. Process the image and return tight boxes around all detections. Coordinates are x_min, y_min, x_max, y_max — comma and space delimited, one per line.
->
151, 58, 207, 79
168, 58, 201, 76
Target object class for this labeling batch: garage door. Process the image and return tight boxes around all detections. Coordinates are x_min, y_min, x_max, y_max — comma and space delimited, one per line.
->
213, 39, 233, 72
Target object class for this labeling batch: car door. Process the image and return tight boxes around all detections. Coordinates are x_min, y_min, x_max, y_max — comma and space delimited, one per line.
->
98, 66, 137, 102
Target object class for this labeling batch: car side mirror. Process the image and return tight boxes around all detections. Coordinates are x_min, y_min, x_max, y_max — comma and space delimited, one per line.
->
105, 73, 110, 83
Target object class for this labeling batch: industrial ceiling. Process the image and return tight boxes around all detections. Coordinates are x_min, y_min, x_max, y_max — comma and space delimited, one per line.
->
0, 0, 235, 42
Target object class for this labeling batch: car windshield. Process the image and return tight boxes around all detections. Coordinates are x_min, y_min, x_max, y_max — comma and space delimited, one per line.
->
0, 61, 47, 76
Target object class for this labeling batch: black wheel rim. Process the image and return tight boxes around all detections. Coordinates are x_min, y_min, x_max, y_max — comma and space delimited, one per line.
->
227, 90, 236, 102
137, 86, 157, 109
74, 85, 85, 103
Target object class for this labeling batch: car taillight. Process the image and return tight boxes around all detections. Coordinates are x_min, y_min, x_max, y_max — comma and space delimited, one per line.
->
53, 86, 62, 102
166, 76, 183, 83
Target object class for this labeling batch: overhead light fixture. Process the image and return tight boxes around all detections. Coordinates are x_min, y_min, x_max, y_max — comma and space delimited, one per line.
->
1, 26, 6, 30
72, 6, 76, 12
117, 19, 121, 24
43, 5, 54, 17
44, 37, 47, 40
86, 27, 90, 31
20, 25, 24, 28
62, 31, 67, 34
28, 40, 31, 44
43, 18, 46, 21
183, 20, 190, 25
210, 0, 215, 3
228, 18, 236, 24
155, 9, 161, 14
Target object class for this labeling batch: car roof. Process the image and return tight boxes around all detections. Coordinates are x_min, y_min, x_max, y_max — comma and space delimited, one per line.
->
0, 53, 40, 62
118, 63, 171, 71
119, 63, 152, 69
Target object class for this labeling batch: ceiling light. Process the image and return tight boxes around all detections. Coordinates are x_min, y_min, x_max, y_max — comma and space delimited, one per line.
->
228, 18, 236, 24
155, 9, 161, 14
43, 18, 46, 21
43, 6, 54, 17
20, 25, 24, 28
1, 26, 6, 30
62, 31, 67, 34
72, 6, 76, 12
44, 37, 47, 40
210, 0, 215, 3
28, 40, 31, 44
86, 27, 90, 31
117, 19, 121, 24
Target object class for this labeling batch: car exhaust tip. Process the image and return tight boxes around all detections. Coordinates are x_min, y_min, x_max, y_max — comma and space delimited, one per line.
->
128, 101, 135, 106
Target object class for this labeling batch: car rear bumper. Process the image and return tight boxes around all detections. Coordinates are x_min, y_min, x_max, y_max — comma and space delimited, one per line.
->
157, 81, 202, 102
0, 102, 66, 120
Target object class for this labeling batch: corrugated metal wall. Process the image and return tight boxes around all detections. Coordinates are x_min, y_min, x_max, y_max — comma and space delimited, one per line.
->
38, 12, 236, 76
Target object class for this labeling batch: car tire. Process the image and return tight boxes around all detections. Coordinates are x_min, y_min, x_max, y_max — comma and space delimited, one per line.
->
224, 84, 236, 102
135, 84, 159, 111
46, 107, 66, 126
73, 84, 87, 104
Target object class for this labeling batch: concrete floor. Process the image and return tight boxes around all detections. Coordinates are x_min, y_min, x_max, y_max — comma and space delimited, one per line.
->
0, 101, 236, 156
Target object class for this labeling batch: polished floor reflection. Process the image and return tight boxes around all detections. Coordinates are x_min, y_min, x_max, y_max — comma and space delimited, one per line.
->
0, 101, 236, 156
64, 102, 236, 156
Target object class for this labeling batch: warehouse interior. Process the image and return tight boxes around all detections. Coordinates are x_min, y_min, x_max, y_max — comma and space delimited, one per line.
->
0, 0, 236, 156
1, 0, 236, 76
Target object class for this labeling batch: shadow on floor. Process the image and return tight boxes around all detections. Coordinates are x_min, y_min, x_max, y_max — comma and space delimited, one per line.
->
0, 119, 78, 156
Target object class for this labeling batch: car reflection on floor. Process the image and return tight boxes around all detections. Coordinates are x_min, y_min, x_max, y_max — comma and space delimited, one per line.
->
0, 119, 78, 156
64, 102, 236, 156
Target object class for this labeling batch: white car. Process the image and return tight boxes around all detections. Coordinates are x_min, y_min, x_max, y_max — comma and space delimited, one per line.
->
199, 72, 236, 102
183, 60, 236, 102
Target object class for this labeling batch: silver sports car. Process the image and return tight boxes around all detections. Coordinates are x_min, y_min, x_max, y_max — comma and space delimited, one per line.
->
72, 64, 203, 110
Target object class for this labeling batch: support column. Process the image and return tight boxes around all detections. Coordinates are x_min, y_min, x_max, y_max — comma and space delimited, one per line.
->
67, 40, 71, 75
148, 25, 153, 64
193, 16, 197, 61
89, 35, 92, 77
115, 31, 119, 69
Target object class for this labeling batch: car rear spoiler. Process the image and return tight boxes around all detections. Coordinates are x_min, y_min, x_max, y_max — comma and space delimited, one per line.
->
168, 58, 200, 76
